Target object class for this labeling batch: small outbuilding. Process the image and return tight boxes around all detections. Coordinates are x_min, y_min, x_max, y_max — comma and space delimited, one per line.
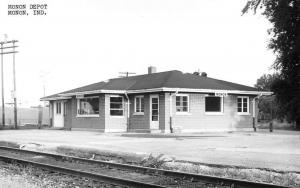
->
41, 67, 271, 133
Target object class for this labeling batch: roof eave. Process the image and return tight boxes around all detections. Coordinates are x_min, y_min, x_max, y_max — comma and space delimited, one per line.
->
59, 89, 126, 96
47, 87, 272, 99
40, 96, 72, 101
128, 87, 272, 95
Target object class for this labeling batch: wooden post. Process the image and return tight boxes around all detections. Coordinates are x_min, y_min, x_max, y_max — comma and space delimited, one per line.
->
270, 100, 273, 132
169, 116, 173, 133
38, 105, 43, 129
253, 117, 256, 132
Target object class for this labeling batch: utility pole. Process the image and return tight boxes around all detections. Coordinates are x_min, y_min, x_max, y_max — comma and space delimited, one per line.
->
0, 39, 19, 128
1, 42, 4, 127
12, 41, 18, 129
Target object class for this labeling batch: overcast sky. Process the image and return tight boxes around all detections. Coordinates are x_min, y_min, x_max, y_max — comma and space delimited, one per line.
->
0, 0, 275, 107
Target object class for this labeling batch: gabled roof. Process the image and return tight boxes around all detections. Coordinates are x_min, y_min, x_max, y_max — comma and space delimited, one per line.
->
41, 70, 267, 100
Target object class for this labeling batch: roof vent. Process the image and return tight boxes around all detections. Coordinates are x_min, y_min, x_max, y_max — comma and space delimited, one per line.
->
148, 66, 157, 74
193, 71, 207, 77
201, 72, 207, 77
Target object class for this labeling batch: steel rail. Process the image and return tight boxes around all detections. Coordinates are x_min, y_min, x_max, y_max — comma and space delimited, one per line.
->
0, 154, 166, 188
0, 146, 290, 188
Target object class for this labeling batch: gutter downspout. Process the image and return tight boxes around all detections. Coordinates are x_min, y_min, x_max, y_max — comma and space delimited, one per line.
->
169, 89, 179, 133
124, 92, 130, 132
252, 93, 263, 132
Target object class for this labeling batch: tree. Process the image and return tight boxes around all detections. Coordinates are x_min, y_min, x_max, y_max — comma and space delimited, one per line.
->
255, 73, 279, 91
243, 0, 300, 128
255, 73, 282, 121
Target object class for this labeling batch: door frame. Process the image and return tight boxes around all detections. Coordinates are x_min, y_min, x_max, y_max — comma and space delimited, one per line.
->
53, 101, 64, 128
149, 94, 159, 130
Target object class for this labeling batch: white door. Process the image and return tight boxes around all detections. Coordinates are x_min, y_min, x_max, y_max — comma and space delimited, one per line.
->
150, 95, 159, 130
53, 101, 64, 128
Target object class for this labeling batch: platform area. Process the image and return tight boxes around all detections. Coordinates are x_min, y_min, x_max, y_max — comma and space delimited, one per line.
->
0, 129, 299, 172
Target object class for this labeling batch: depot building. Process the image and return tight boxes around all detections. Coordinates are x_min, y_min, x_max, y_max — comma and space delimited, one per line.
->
41, 67, 271, 133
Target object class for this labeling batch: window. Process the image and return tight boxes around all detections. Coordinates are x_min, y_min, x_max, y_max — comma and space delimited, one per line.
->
176, 95, 189, 112
237, 96, 249, 114
151, 97, 159, 121
205, 96, 223, 114
134, 96, 144, 114
77, 96, 99, 116
56, 102, 61, 114
110, 96, 123, 116
63, 102, 67, 116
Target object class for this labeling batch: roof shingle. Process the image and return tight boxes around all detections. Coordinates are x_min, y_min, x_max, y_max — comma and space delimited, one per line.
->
42, 70, 258, 99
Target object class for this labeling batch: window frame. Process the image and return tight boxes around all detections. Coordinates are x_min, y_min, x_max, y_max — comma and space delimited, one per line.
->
175, 94, 190, 115
109, 95, 124, 117
237, 96, 250, 115
204, 95, 224, 115
76, 96, 100, 117
134, 95, 144, 115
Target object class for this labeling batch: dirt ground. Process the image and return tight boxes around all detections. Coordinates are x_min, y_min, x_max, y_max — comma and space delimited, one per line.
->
0, 129, 299, 172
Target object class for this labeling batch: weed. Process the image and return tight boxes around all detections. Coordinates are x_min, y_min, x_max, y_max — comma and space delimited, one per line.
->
140, 153, 168, 168
162, 161, 300, 187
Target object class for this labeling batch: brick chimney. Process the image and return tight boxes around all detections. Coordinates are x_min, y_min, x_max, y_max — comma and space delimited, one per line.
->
148, 66, 157, 74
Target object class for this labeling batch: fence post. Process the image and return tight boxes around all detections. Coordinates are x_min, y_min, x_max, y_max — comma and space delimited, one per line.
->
38, 105, 42, 129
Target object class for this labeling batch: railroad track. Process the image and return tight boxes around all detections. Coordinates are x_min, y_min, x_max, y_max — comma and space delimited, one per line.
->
0, 146, 290, 188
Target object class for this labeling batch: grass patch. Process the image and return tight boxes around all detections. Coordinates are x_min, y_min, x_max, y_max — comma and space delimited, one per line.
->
56, 146, 147, 164
0, 141, 20, 148
162, 161, 300, 187
0, 162, 60, 188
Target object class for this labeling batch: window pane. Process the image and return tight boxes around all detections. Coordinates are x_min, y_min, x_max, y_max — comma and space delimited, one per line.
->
78, 97, 99, 115
152, 104, 158, 110
135, 97, 144, 113
238, 107, 242, 112
243, 107, 247, 112
152, 98, 158, 103
141, 98, 144, 112
205, 97, 221, 112
237, 102, 242, 108
110, 103, 123, 108
176, 96, 180, 102
110, 110, 123, 116
243, 98, 247, 103
110, 97, 122, 103
237, 98, 242, 103
182, 96, 188, 102
176, 107, 181, 112
57, 102, 61, 114
183, 106, 187, 111
152, 110, 158, 115
152, 115, 158, 121
64, 103, 67, 116
135, 98, 140, 112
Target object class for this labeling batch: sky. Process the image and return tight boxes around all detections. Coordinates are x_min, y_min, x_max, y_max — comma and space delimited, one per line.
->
0, 0, 275, 107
